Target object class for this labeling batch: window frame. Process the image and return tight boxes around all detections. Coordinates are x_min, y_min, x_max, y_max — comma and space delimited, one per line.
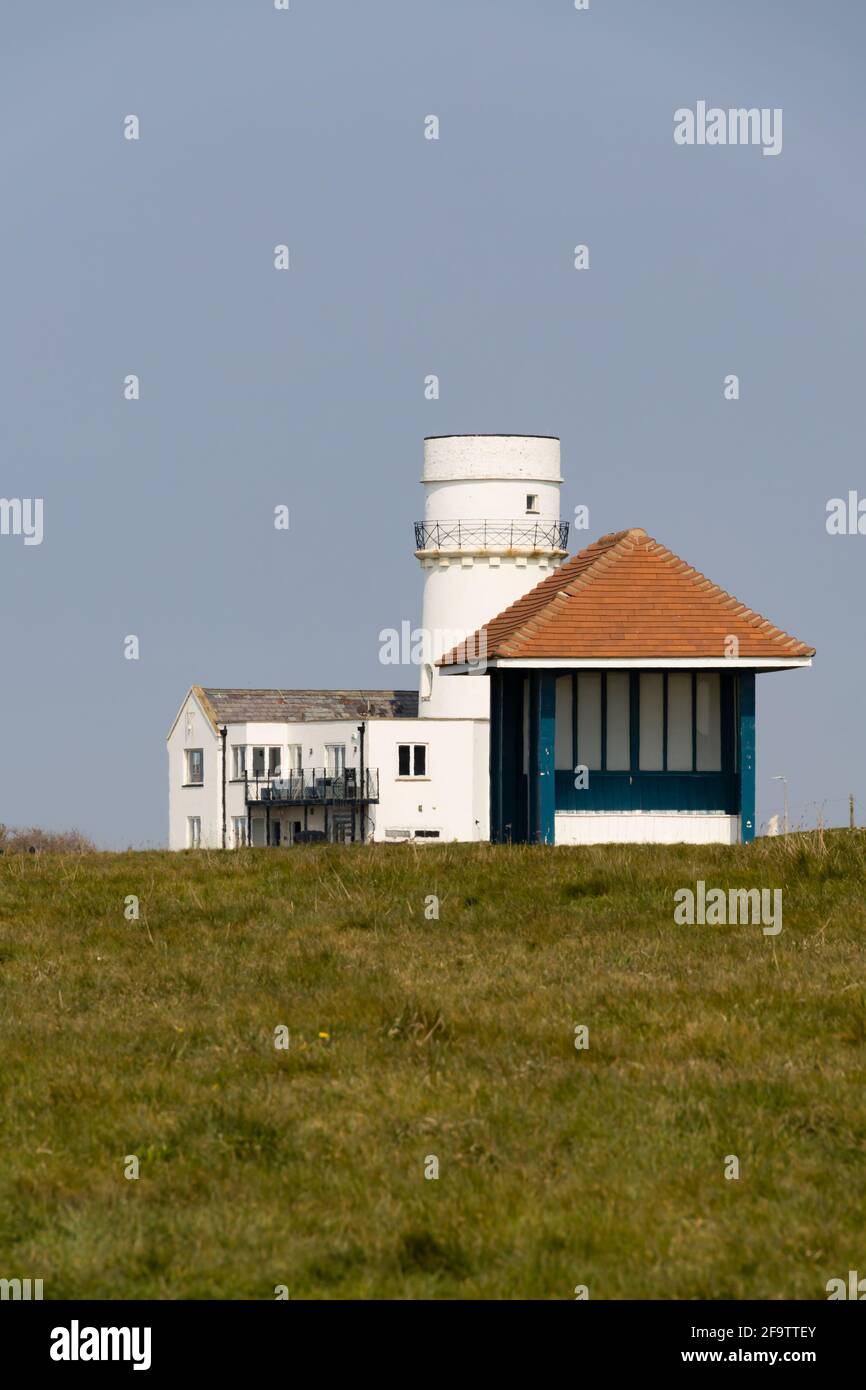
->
325, 743, 346, 776
184, 748, 204, 786
396, 743, 429, 779
568, 670, 725, 775
187, 815, 201, 849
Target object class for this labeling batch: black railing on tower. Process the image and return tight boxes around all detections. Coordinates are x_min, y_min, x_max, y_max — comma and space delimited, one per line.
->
414, 519, 570, 552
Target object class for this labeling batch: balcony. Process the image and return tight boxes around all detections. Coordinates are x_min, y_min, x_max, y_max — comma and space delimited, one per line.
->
414, 518, 570, 555
244, 768, 379, 805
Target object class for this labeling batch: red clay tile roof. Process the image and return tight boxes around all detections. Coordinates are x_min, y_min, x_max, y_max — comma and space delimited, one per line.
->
439, 528, 815, 664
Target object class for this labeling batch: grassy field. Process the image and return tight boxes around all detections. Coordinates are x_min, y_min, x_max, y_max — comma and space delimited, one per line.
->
1, 832, 864, 1300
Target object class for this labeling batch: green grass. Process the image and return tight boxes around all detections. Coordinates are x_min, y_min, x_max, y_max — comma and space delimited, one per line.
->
1, 832, 864, 1300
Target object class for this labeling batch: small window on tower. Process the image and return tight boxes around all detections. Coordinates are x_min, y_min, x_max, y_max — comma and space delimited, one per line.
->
526, 494, 539, 514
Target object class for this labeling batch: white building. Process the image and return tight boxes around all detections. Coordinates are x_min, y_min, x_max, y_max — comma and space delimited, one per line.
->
167, 434, 813, 849
167, 435, 565, 848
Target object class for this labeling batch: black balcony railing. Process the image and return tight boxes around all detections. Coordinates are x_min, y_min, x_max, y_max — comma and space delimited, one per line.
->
414, 518, 569, 553
245, 768, 379, 805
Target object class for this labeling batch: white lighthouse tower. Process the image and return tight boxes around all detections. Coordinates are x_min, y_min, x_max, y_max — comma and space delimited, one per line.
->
415, 435, 567, 719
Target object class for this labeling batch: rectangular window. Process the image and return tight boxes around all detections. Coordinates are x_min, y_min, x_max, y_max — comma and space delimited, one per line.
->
696, 673, 722, 771
554, 676, 572, 770
639, 673, 664, 771
326, 744, 346, 775
667, 673, 693, 771
268, 747, 282, 776
232, 816, 246, 848
576, 673, 602, 771
187, 816, 201, 849
184, 749, 204, 785
542, 670, 724, 778
605, 672, 630, 771
252, 746, 265, 777
287, 744, 303, 773
525, 493, 539, 513
231, 746, 246, 780
398, 744, 427, 777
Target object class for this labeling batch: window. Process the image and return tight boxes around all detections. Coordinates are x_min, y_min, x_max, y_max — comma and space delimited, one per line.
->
695, 674, 722, 771
268, 747, 282, 777
576, 673, 602, 771
414, 829, 440, 838
605, 672, 630, 770
231, 746, 247, 780
184, 749, 204, 785
326, 744, 346, 775
559, 671, 725, 776
187, 816, 201, 849
287, 744, 303, 773
639, 673, 664, 771
667, 674, 692, 771
525, 493, 539, 513
398, 744, 427, 777
232, 816, 247, 848
554, 676, 572, 770
252, 747, 266, 777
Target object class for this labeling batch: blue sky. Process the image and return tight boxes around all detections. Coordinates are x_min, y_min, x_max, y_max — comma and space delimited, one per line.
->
1, 0, 863, 846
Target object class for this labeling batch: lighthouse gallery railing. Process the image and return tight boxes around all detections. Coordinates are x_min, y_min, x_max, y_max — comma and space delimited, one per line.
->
414, 519, 570, 552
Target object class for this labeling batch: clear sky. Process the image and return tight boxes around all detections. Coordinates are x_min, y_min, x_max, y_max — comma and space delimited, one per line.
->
1, 0, 863, 847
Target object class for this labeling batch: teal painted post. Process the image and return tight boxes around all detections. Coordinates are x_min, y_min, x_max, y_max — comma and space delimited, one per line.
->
537, 673, 556, 845
489, 671, 502, 843
527, 675, 539, 841
502, 673, 523, 842
739, 673, 756, 844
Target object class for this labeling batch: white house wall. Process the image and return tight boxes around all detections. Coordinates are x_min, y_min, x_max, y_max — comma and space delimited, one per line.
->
167, 691, 221, 851
168, 701, 492, 849
367, 719, 488, 842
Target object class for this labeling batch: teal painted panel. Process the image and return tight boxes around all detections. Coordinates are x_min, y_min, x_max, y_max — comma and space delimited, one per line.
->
739, 673, 756, 844
538, 673, 556, 845
555, 771, 738, 813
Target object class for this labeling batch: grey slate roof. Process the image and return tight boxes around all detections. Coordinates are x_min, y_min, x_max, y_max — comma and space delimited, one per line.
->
195, 686, 419, 728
